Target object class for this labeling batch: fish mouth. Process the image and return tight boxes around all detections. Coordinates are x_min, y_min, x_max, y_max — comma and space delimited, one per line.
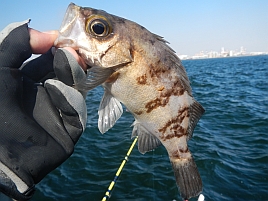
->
54, 40, 92, 70
77, 50, 91, 67
75, 50, 93, 70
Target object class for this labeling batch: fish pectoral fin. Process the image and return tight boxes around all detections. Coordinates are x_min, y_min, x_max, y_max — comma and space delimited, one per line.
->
132, 122, 162, 154
187, 100, 205, 140
75, 66, 114, 91
170, 156, 202, 200
98, 88, 123, 134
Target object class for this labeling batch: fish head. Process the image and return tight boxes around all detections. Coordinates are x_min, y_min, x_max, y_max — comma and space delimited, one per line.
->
54, 3, 133, 68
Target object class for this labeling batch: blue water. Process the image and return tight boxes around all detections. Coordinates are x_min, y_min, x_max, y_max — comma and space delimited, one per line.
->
31, 55, 267, 201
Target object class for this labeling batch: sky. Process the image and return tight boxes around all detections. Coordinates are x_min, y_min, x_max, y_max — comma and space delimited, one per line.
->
1, 0, 268, 56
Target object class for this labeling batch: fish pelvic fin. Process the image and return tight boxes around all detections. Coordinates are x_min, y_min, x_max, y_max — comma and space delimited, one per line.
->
187, 100, 205, 140
170, 156, 202, 200
131, 121, 162, 154
98, 87, 123, 134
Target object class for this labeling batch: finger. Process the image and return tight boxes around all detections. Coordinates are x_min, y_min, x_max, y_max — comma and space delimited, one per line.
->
0, 21, 31, 68
29, 28, 58, 54
62, 47, 87, 71
45, 79, 87, 141
53, 48, 87, 87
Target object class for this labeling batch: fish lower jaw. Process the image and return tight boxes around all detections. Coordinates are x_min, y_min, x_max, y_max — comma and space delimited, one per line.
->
78, 48, 100, 67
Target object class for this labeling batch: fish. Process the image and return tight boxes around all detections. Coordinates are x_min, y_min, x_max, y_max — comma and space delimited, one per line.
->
55, 3, 205, 200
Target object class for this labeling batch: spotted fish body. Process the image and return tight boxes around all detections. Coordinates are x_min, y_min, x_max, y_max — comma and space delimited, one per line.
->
55, 3, 205, 200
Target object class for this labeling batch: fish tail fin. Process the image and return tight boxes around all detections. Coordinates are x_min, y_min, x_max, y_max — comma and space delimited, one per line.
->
170, 156, 202, 200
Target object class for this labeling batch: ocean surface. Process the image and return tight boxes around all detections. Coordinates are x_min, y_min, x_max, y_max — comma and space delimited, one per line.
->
30, 55, 267, 201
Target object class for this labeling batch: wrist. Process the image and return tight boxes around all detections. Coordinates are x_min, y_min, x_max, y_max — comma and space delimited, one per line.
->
0, 166, 34, 201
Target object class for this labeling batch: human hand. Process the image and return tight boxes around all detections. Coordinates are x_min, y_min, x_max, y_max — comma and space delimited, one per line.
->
0, 20, 87, 200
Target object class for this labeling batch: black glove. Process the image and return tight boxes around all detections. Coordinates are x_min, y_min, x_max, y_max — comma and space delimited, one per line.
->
0, 21, 87, 200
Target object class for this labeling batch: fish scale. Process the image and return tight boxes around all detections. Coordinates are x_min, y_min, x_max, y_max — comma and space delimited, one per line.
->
54, 3, 205, 200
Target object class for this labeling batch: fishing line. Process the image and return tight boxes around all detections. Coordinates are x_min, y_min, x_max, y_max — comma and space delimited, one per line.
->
152, 150, 155, 201
101, 136, 138, 201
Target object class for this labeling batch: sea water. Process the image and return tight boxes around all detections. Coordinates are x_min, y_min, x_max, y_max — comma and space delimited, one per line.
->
31, 55, 267, 201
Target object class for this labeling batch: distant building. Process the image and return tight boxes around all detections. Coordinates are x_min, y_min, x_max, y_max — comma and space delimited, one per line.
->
179, 46, 267, 59
208, 51, 220, 58
220, 47, 229, 57
178, 54, 189, 60
240, 46, 246, 55
250, 52, 268, 55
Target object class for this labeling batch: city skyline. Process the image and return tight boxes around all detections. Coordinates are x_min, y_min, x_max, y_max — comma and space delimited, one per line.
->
178, 46, 268, 60
1, 1, 267, 56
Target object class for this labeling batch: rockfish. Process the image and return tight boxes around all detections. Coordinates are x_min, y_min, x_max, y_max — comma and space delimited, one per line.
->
55, 3, 205, 200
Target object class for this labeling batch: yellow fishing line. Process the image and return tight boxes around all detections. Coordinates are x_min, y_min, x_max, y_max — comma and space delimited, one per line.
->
102, 136, 138, 201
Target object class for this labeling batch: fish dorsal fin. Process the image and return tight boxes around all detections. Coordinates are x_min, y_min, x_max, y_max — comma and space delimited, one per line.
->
132, 121, 162, 154
187, 100, 205, 140
75, 66, 114, 91
98, 88, 123, 134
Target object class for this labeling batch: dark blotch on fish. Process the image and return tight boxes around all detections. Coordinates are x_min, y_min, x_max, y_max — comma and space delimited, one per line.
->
145, 80, 185, 113
136, 74, 147, 85
159, 107, 189, 139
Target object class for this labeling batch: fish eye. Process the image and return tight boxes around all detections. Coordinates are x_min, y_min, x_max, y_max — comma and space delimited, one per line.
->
91, 20, 107, 35
86, 16, 112, 37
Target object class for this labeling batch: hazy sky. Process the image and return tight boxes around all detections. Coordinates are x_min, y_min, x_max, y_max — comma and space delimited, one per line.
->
1, 0, 267, 56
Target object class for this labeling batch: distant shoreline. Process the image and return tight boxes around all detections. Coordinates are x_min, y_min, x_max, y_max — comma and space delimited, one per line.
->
180, 53, 268, 61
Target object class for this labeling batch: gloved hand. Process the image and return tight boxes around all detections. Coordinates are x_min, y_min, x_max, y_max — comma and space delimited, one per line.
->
0, 20, 87, 200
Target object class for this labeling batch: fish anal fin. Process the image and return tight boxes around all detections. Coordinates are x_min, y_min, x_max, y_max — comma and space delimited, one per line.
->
98, 88, 123, 134
132, 122, 162, 154
187, 100, 205, 140
170, 156, 202, 200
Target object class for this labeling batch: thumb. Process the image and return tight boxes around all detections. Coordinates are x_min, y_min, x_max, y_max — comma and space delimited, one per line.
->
29, 28, 58, 54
